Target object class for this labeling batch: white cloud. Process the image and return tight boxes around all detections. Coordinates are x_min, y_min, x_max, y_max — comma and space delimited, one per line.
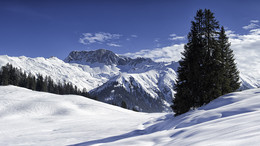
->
154, 38, 161, 47
250, 20, 259, 23
131, 35, 138, 38
123, 44, 184, 62
154, 38, 160, 42
169, 34, 185, 41
79, 32, 121, 45
243, 20, 259, 30
227, 28, 260, 78
126, 35, 138, 41
107, 43, 121, 47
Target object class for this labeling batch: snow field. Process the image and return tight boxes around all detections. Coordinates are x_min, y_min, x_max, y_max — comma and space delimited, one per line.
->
1, 86, 260, 145
97, 88, 260, 146
0, 86, 162, 146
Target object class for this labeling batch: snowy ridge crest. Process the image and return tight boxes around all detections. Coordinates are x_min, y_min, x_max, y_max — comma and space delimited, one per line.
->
64, 49, 154, 66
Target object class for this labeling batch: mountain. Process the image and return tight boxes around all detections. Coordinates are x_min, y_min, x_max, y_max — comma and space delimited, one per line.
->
1, 86, 260, 145
0, 52, 177, 112
64, 49, 131, 65
64, 49, 178, 112
90, 70, 177, 112
0, 49, 259, 112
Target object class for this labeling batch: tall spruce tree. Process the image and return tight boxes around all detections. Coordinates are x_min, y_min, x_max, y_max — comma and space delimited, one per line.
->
172, 9, 240, 116
1, 65, 9, 85
219, 26, 240, 94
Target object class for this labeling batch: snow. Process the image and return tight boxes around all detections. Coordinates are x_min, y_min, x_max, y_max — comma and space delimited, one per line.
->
0, 55, 118, 91
1, 85, 260, 145
0, 86, 161, 145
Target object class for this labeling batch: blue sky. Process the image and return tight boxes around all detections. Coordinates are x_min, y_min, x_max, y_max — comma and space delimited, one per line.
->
0, 0, 260, 59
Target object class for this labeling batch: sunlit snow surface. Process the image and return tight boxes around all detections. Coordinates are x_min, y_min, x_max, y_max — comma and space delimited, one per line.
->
1, 86, 260, 145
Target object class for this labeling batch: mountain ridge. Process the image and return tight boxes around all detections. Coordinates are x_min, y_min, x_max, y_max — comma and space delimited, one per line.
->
64, 49, 154, 66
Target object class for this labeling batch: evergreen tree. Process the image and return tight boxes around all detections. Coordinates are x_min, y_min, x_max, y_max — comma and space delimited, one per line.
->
43, 76, 48, 92
57, 81, 65, 94
172, 9, 239, 116
81, 88, 89, 97
28, 73, 36, 90
1, 65, 9, 85
36, 74, 44, 91
202, 9, 222, 103
219, 26, 240, 94
121, 101, 127, 109
18, 71, 28, 88
47, 76, 52, 93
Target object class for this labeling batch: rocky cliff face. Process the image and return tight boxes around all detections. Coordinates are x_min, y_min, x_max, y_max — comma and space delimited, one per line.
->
65, 49, 131, 65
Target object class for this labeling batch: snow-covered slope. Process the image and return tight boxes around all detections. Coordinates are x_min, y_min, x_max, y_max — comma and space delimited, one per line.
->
240, 72, 260, 89
0, 86, 161, 145
1, 86, 260, 145
90, 68, 177, 112
76, 88, 260, 146
0, 55, 119, 91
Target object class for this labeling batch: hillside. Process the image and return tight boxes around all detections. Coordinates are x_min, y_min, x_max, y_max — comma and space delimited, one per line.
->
1, 86, 260, 145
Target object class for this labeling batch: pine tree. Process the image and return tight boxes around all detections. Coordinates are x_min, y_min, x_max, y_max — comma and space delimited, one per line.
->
121, 101, 127, 109
219, 26, 240, 94
202, 9, 222, 103
36, 74, 44, 91
172, 9, 239, 116
1, 65, 9, 85
172, 9, 205, 115
47, 76, 55, 93
18, 71, 28, 88
28, 73, 36, 90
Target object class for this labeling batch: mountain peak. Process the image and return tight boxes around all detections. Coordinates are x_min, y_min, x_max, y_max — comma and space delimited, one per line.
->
64, 49, 155, 66
64, 49, 122, 65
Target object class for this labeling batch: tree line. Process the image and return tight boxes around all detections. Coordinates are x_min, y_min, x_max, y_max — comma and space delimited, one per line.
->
0, 63, 93, 98
172, 9, 240, 116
